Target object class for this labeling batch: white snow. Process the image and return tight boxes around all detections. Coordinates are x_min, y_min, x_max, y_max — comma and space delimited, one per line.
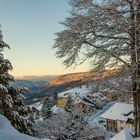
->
100, 103, 134, 121
58, 85, 91, 98
92, 92, 108, 100
51, 105, 64, 114
0, 114, 51, 140
110, 128, 133, 140
0, 114, 38, 140
30, 102, 43, 111
0, 84, 8, 93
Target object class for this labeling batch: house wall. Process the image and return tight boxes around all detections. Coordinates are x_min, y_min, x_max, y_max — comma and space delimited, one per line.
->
105, 119, 133, 132
117, 120, 133, 132
73, 96, 82, 104
57, 98, 66, 106
75, 102, 95, 113
105, 93, 117, 101
106, 119, 117, 132
91, 97, 106, 107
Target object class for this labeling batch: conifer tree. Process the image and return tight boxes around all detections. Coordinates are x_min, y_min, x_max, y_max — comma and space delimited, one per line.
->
42, 92, 58, 118
0, 28, 35, 135
65, 95, 73, 112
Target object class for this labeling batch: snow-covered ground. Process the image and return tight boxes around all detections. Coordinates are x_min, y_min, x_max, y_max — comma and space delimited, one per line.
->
0, 114, 51, 140
0, 114, 37, 140
58, 85, 91, 98
88, 102, 115, 124
87, 102, 115, 140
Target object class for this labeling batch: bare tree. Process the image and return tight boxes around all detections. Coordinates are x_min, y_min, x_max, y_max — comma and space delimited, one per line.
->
36, 107, 104, 140
53, 0, 140, 137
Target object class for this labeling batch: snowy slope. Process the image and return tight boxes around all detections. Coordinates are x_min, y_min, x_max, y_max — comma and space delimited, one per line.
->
0, 114, 49, 140
58, 85, 91, 98
110, 128, 133, 140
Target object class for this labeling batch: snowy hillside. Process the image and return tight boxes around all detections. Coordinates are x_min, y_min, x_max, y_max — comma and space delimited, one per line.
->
58, 85, 91, 98
0, 114, 50, 140
0, 114, 38, 140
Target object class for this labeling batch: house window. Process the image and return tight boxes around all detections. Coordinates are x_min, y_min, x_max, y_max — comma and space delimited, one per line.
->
106, 119, 117, 132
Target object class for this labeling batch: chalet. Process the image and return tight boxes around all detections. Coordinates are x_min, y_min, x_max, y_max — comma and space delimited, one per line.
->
57, 96, 68, 106
73, 95, 96, 113
100, 103, 134, 133
89, 93, 108, 107
101, 89, 117, 101
51, 105, 64, 114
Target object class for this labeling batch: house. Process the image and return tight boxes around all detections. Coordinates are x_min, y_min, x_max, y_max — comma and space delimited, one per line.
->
57, 96, 68, 106
101, 89, 117, 101
51, 105, 64, 114
100, 103, 134, 133
104, 92, 117, 101
73, 95, 96, 113
90, 93, 108, 107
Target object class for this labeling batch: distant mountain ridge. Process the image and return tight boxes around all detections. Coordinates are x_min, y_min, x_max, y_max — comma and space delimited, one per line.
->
44, 69, 122, 88
44, 72, 93, 87
16, 75, 57, 82
23, 69, 123, 104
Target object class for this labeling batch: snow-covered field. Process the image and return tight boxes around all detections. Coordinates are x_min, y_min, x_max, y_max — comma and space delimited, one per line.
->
58, 85, 92, 98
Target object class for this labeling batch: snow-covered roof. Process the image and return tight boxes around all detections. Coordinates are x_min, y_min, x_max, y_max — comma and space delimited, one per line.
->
73, 95, 95, 108
92, 92, 108, 100
110, 128, 133, 140
30, 102, 43, 111
102, 88, 115, 93
51, 105, 64, 114
100, 103, 134, 121
82, 100, 95, 108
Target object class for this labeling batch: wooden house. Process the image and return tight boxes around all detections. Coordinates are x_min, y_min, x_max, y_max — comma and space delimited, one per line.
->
57, 97, 68, 106
100, 103, 134, 133
73, 95, 96, 113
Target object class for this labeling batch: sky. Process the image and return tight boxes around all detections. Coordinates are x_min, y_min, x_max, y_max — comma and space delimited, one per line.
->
0, 0, 89, 77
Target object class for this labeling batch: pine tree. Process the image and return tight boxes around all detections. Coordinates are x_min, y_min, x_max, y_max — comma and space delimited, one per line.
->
65, 95, 73, 112
0, 28, 35, 135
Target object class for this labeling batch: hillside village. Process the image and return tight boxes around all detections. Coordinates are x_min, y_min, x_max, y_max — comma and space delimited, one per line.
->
1, 0, 140, 140
27, 82, 136, 140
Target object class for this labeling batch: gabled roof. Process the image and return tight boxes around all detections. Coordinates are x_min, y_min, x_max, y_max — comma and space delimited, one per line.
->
30, 102, 43, 111
92, 92, 108, 100
73, 95, 95, 108
100, 102, 134, 121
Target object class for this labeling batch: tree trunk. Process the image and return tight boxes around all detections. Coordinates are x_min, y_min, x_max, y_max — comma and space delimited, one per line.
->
134, 0, 140, 137
129, 0, 137, 136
